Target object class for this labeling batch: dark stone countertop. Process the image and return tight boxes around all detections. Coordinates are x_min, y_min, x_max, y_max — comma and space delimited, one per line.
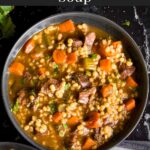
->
0, 6, 150, 148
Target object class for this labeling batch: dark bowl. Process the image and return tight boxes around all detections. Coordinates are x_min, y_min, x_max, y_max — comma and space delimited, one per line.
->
0, 142, 36, 150
2, 12, 149, 150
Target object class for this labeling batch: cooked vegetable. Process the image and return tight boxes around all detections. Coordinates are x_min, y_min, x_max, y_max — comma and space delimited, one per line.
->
8, 21, 139, 150
82, 137, 96, 150
101, 84, 113, 98
9, 62, 25, 76
24, 39, 35, 54
67, 52, 77, 64
68, 116, 79, 126
99, 59, 112, 72
11, 99, 19, 113
53, 49, 67, 64
58, 20, 75, 33
126, 76, 138, 88
125, 99, 136, 111
83, 58, 96, 70
52, 112, 62, 123
86, 112, 102, 128
49, 103, 57, 115
99, 40, 122, 57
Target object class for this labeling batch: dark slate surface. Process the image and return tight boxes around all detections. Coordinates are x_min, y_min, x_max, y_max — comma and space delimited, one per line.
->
0, 6, 150, 148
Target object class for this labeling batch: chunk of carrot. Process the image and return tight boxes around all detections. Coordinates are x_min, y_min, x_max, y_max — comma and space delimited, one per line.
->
9, 62, 25, 76
58, 20, 75, 33
112, 41, 122, 50
101, 84, 113, 98
68, 116, 79, 126
67, 52, 77, 64
24, 39, 35, 54
99, 59, 112, 72
99, 44, 114, 57
86, 112, 102, 128
86, 119, 102, 129
38, 67, 46, 75
99, 41, 122, 57
53, 49, 67, 64
52, 112, 62, 123
126, 76, 138, 88
82, 137, 96, 150
125, 99, 136, 111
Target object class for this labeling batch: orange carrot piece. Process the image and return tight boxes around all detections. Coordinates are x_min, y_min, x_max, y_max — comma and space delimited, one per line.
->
53, 49, 67, 64
99, 59, 112, 72
99, 44, 115, 57
86, 112, 102, 129
99, 41, 122, 57
101, 84, 113, 98
83, 137, 96, 150
125, 99, 136, 111
87, 112, 100, 121
67, 52, 77, 64
24, 39, 35, 54
59, 20, 75, 33
112, 41, 122, 49
126, 76, 138, 88
68, 116, 79, 126
38, 67, 46, 75
52, 112, 62, 123
9, 62, 25, 76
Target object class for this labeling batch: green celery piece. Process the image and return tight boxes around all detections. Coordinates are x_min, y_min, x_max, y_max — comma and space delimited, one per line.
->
11, 99, 19, 113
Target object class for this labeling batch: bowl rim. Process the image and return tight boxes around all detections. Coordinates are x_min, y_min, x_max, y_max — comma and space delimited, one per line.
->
1, 11, 149, 150
0, 142, 37, 150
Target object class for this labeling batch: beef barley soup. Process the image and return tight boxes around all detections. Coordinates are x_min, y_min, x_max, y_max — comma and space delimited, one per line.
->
8, 20, 138, 150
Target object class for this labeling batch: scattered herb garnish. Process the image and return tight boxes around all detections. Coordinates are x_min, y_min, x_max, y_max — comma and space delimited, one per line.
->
11, 99, 19, 113
64, 83, 70, 90
0, 6, 15, 39
53, 63, 59, 72
63, 124, 68, 129
91, 53, 97, 59
49, 102, 57, 114
122, 20, 131, 27
30, 89, 36, 96
45, 54, 51, 60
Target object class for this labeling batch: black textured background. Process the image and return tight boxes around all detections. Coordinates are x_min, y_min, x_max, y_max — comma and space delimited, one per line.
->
0, 6, 150, 148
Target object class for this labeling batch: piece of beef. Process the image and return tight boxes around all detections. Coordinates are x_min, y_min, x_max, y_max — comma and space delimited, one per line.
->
40, 78, 59, 94
68, 130, 82, 149
73, 39, 83, 48
24, 71, 32, 80
120, 66, 135, 79
79, 87, 96, 104
94, 128, 102, 144
76, 73, 91, 88
17, 89, 28, 105
84, 32, 96, 51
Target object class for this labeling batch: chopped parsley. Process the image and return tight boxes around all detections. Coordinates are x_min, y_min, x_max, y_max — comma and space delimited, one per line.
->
122, 20, 130, 27
63, 124, 68, 129
64, 83, 71, 90
49, 102, 57, 114
53, 63, 59, 72
91, 53, 97, 59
